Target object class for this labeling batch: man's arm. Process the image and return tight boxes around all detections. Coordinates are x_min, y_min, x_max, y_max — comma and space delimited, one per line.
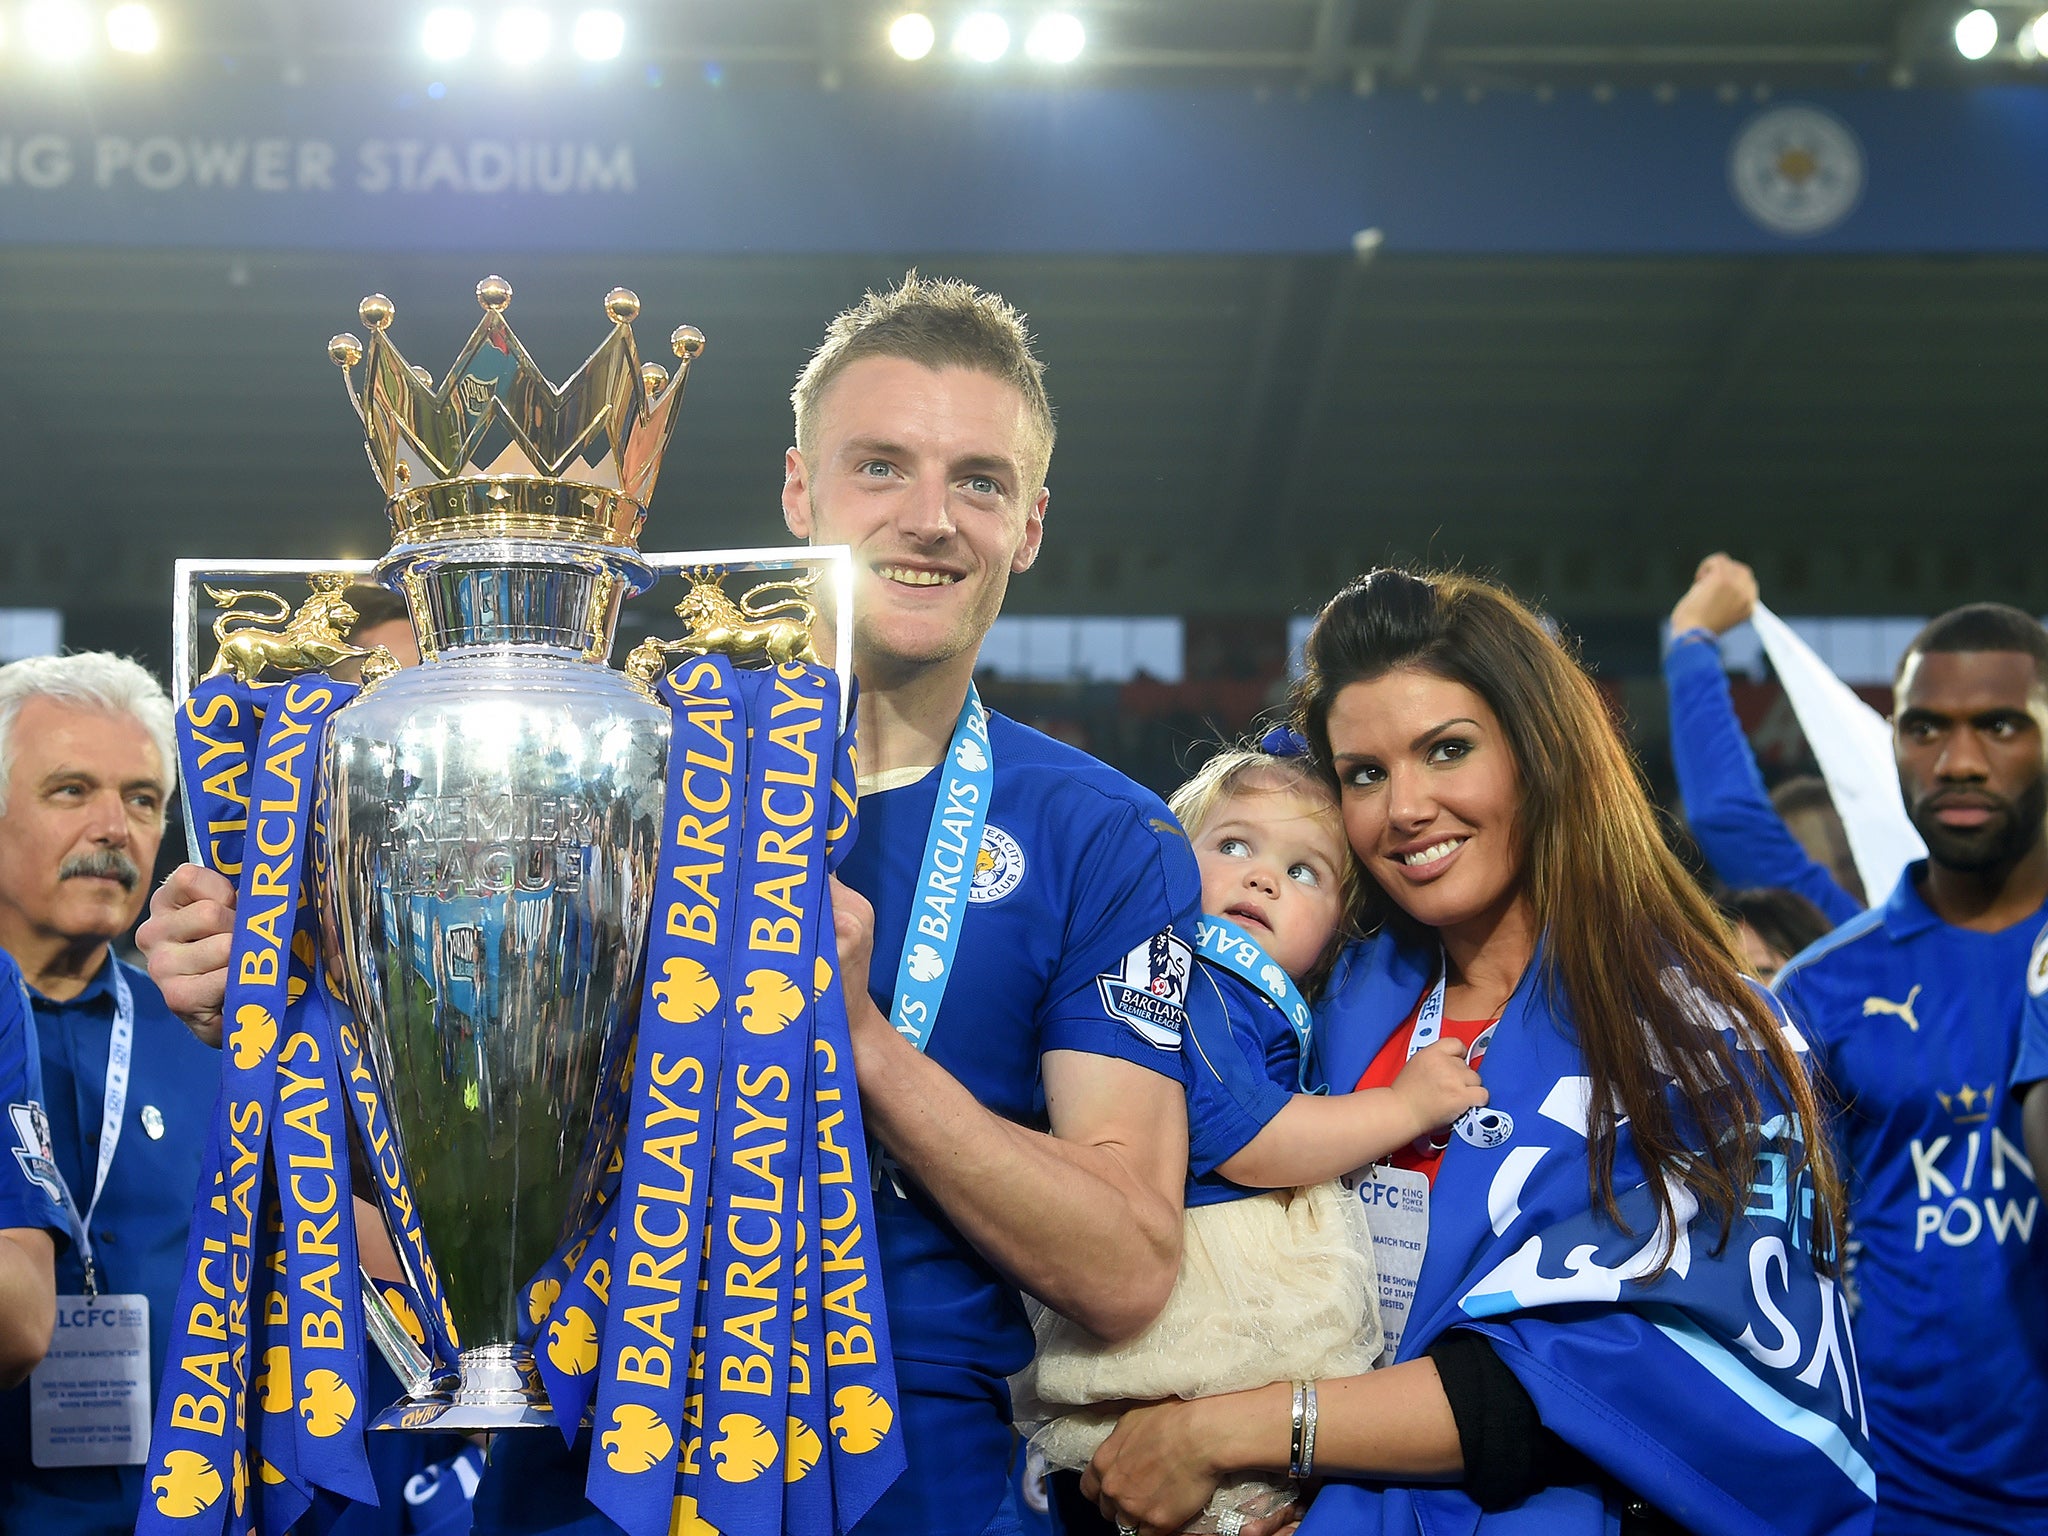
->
832, 878, 1184, 1343
0, 1227, 56, 1389
1666, 554, 1861, 923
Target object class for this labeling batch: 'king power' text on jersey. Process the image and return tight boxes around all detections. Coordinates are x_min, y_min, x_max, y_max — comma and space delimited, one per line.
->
1774, 867, 2048, 1535
835, 712, 1205, 1536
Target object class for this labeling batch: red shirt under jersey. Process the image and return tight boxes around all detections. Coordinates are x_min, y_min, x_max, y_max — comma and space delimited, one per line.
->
1352, 997, 1498, 1184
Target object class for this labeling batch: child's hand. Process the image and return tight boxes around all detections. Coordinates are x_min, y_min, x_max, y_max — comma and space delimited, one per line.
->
1390, 1039, 1488, 1141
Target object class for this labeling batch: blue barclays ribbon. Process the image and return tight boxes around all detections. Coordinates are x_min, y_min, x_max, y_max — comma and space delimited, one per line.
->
272, 975, 375, 1505
1193, 916, 1317, 1091
888, 685, 992, 1053
176, 678, 268, 880
325, 982, 463, 1375
825, 678, 859, 870
246, 1195, 312, 1536
783, 1073, 834, 1536
809, 965, 905, 1530
142, 677, 348, 1536
517, 1165, 620, 1356
535, 1203, 618, 1430
692, 661, 838, 1536
585, 655, 748, 1536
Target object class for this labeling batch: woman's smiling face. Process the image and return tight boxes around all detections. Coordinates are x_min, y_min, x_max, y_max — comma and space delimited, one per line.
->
1326, 666, 1524, 935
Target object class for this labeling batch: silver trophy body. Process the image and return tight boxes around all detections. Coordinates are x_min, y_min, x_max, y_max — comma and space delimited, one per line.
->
322, 541, 667, 1428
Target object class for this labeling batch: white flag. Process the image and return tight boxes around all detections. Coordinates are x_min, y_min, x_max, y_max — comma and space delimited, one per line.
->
1750, 604, 1925, 906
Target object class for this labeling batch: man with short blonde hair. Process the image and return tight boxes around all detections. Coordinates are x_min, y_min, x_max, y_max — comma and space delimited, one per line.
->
791, 272, 1057, 490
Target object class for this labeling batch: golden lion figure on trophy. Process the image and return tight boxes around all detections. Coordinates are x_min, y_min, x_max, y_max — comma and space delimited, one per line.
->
625, 569, 820, 687
203, 572, 398, 685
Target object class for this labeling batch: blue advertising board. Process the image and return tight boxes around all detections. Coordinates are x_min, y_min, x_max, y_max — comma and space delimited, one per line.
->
3, 80, 2047, 254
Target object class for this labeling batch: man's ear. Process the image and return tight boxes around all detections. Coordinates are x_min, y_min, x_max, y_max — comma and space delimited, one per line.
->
1011, 486, 1049, 574
782, 447, 813, 540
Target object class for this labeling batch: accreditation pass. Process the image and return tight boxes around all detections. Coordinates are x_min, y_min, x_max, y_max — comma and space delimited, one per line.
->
1350, 1165, 1428, 1367
30, 1293, 150, 1466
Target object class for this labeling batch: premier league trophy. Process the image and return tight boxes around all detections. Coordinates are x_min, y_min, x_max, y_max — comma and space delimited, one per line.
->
141, 279, 903, 1536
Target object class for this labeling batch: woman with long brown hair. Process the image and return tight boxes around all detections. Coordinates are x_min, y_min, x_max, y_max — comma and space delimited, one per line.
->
1081, 570, 1874, 1536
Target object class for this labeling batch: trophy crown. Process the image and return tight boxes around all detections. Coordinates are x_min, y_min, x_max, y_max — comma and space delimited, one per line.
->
330, 276, 704, 551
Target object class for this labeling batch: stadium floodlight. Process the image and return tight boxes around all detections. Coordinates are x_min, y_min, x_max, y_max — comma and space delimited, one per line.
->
495, 6, 551, 64
572, 9, 625, 61
888, 12, 936, 60
2029, 10, 2048, 54
1025, 12, 1084, 64
421, 7, 476, 60
1954, 8, 1999, 58
105, 3, 159, 54
23, 1, 92, 60
953, 12, 1010, 62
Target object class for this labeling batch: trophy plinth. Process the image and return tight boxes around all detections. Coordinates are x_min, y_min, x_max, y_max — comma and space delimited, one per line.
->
371, 1345, 554, 1433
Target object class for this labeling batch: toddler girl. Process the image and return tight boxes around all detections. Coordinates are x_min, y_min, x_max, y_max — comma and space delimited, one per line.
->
1015, 748, 1487, 1532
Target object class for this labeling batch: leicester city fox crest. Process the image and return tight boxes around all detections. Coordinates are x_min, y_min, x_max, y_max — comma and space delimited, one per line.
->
966, 825, 1025, 905
1096, 931, 1193, 1049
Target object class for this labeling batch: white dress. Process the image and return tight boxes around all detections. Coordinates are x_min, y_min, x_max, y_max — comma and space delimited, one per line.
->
1012, 1179, 1383, 1533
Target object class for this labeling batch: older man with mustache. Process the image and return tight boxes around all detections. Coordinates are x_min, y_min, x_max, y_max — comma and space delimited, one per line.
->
0, 653, 220, 1536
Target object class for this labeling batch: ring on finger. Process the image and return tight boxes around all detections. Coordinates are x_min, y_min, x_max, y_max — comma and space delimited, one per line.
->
1116, 1521, 1138, 1536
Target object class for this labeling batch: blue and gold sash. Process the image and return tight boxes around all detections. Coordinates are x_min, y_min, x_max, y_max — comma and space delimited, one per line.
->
152, 658, 903, 1536
586, 656, 748, 1534
142, 677, 355, 1536
523, 658, 904, 1536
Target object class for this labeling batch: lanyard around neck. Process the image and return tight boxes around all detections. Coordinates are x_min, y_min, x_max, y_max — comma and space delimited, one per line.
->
887, 684, 993, 1054
1405, 958, 1449, 1062
1193, 915, 1316, 1091
43, 962, 134, 1296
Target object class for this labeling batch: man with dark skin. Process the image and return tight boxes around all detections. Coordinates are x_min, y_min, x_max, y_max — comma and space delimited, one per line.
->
1774, 604, 2048, 1536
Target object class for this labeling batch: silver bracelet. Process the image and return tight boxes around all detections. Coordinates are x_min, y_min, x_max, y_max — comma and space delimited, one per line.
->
1299, 1379, 1319, 1478
1289, 1380, 1319, 1478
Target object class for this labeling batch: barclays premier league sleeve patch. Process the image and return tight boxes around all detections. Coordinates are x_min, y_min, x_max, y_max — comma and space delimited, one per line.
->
1096, 931, 1193, 1050
2029, 922, 2048, 998
9, 1100, 64, 1209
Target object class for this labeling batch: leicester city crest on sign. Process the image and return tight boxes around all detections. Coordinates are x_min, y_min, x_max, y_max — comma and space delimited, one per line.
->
1096, 931, 1193, 1050
1729, 104, 1863, 238
967, 825, 1025, 906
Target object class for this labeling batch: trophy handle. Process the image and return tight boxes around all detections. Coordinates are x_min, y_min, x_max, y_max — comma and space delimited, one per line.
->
639, 545, 854, 731
360, 1265, 440, 1398
173, 558, 384, 712
172, 558, 383, 855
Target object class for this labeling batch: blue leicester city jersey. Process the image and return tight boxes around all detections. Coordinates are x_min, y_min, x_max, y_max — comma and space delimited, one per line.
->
2014, 918, 2048, 1090
834, 712, 1205, 1536
0, 951, 65, 1242
0, 956, 222, 1536
1181, 963, 1294, 1210
1774, 867, 2048, 1535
